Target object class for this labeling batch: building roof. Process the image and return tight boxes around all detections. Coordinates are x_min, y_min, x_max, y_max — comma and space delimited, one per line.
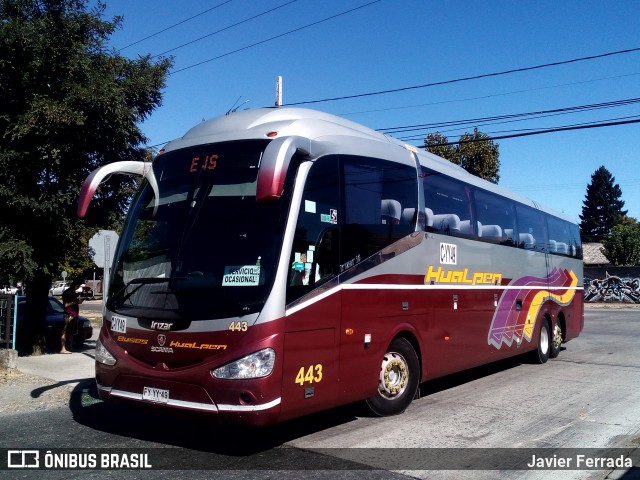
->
583, 243, 610, 265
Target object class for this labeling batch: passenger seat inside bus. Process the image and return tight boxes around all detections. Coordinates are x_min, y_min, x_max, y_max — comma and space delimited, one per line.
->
425, 208, 433, 228
460, 220, 482, 236
480, 224, 503, 240
432, 213, 461, 234
402, 207, 436, 230
518, 233, 536, 249
381, 199, 402, 225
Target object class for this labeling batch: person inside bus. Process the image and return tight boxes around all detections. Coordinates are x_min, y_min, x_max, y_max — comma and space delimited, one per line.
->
290, 252, 321, 286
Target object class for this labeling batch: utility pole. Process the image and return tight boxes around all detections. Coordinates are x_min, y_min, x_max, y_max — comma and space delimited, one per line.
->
275, 75, 282, 107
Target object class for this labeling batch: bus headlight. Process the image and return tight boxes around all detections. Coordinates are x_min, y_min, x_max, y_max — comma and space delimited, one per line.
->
211, 348, 275, 379
95, 338, 117, 366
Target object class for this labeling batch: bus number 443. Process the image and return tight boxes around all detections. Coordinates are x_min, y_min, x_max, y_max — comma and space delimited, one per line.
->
228, 321, 248, 332
295, 364, 323, 385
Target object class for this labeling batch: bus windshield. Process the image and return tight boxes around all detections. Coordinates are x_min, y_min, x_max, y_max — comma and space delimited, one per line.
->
107, 140, 288, 320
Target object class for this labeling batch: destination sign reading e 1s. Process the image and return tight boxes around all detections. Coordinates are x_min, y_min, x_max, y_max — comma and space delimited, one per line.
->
222, 265, 260, 286
189, 154, 218, 172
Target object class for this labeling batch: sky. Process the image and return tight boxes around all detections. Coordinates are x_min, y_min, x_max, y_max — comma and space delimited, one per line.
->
96, 0, 640, 222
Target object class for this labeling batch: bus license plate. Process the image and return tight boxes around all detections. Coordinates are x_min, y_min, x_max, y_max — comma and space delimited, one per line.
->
142, 387, 169, 403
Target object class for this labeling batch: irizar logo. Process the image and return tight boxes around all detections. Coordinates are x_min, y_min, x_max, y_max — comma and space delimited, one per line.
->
150, 321, 173, 331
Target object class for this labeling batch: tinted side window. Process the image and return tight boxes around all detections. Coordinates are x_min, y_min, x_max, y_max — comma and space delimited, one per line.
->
547, 216, 583, 258
287, 155, 418, 304
547, 216, 572, 256
287, 156, 341, 303
474, 189, 517, 246
423, 169, 474, 236
342, 156, 418, 262
515, 204, 548, 252
569, 223, 583, 259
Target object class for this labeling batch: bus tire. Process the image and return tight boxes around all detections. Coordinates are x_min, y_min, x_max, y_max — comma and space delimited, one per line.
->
532, 319, 551, 364
550, 320, 562, 359
366, 337, 420, 416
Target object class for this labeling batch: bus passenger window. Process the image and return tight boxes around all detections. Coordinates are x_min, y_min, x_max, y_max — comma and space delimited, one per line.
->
423, 169, 472, 236
474, 189, 517, 246
515, 204, 547, 252
343, 156, 418, 260
547, 215, 576, 257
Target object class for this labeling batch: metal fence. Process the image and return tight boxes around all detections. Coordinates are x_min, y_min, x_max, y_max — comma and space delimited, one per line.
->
0, 294, 16, 349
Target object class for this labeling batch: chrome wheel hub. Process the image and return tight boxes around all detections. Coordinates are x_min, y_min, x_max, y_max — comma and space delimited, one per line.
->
553, 324, 563, 349
378, 352, 408, 398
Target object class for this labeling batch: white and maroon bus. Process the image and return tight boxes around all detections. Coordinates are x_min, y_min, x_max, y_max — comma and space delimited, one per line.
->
78, 107, 583, 426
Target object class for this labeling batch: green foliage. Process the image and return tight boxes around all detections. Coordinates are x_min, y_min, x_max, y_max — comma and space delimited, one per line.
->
601, 221, 640, 266
424, 129, 500, 184
0, 0, 172, 352
579, 166, 627, 242
423, 132, 457, 162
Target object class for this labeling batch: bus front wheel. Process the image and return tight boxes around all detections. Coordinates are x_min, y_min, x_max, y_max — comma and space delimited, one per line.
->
366, 337, 420, 416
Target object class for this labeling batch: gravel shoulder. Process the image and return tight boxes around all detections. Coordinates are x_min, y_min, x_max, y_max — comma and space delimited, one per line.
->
0, 369, 72, 415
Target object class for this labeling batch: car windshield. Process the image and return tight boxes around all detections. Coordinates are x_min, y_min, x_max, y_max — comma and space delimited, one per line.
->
107, 140, 290, 321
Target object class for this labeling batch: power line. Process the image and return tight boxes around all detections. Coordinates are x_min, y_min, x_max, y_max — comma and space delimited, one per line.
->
154, 1, 299, 58
286, 47, 640, 106
170, 0, 383, 75
118, 1, 235, 52
430, 113, 640, 139
411, 117, 640, 146
508, 178, 640, 193
380, 97, 640, 134
339, 72, 640, 117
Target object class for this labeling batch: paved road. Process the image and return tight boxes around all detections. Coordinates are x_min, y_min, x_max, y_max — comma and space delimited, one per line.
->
1, 309, 639, 479
81, 299, 103, 314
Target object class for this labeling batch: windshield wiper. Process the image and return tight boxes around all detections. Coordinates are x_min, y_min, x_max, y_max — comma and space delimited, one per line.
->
110, 276, 188, 307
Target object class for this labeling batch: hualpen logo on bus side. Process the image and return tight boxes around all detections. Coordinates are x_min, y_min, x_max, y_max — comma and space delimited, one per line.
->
488, 268, 578, 349
424, 265, 503, 286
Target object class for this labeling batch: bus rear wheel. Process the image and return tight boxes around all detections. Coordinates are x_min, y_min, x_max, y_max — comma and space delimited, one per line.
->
366, 337, 419, 416
550, 321, 562, 359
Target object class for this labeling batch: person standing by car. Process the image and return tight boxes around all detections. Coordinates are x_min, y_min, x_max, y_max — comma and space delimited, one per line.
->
61, 278, 84, 354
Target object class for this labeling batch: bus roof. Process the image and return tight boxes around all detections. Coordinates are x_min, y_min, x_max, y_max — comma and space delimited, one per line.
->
160, 107, 577, 225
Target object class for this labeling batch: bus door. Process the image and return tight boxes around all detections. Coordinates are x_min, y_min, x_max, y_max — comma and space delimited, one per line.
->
281, 157, 342, 420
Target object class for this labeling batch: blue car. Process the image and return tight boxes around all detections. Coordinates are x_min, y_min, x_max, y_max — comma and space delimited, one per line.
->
16, 295, 93, 349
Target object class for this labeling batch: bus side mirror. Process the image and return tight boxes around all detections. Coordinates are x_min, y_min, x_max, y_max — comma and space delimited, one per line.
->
77, 161, 158, 218
256, 136, 311, 202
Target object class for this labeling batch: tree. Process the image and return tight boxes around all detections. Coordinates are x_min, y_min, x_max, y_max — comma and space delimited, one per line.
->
424, 132, 457, 162
0, 0, 172, 354
425, 128, 500, 183
579, 166, 627, 242
601, 220, 640, 266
